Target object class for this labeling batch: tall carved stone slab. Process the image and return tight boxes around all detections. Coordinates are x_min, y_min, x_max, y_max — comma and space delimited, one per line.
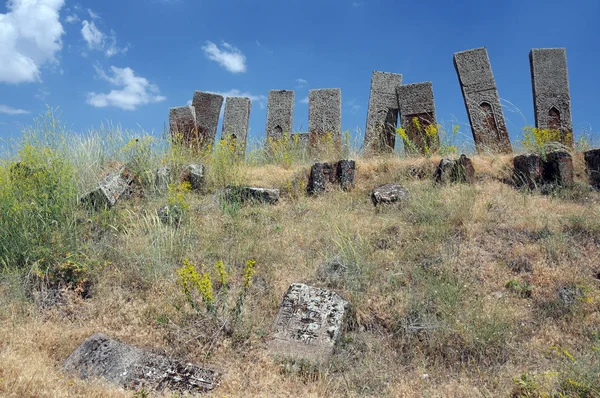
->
364, 71, 403, 154
308, 88, 342, 148
454, 48, 512, 154
222, 96, 251, 157
191, 91, 224, 150
266, 90, 294, 142
269, 283, 350, 363
396, 82, 438, 155
530, 48, 573, 147
169, 105, 197, 143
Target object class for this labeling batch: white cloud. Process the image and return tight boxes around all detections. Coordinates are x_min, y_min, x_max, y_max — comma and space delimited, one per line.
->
65, 14, 79, 24
0, 0, 65, 84
347, 98, 361, 113
296, 78, 307, 89
300, 96, 309, 104
81, 20, 128, 57
87, 8, 100, 20
87, 65, 166, 110
0, 105, 30, 115
202, 41, 246, 73
210, 89, 267, 109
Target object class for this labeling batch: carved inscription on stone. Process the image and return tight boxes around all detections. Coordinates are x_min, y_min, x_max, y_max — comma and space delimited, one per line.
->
269, 283, 349, 362
364, 71, 403, 154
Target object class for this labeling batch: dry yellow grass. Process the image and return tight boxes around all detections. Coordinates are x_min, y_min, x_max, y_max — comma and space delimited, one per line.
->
1, 154, 600, 397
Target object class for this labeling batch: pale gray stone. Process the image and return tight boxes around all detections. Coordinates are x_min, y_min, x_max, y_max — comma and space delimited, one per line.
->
371, 183, 409, 206
269, 283, 350, 362
169, 106, 197, 143
530, 48, 573, 147
191, 91, 224, 150
81, 167, 134, 209
396, 82, 438, 155
364, 71, 402, 154
222, 96, 251, 157
185, 164, 204, 191
266, 90, 294, 142
64, 333, 218, 394
308, 88, 342, 147
155, 166, 171, 193
454, 48, 512, 154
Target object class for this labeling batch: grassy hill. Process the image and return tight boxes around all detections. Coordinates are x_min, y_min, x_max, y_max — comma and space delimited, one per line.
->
1, 113, 599, 397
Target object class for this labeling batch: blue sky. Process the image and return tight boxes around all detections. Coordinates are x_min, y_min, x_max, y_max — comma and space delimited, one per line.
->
0, 0, 599, 149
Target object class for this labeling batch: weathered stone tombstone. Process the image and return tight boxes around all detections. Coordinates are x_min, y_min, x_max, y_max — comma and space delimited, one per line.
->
584, 149, 600, 189
396, 82, 438, 155
223, 186, 280, 205
543, 150, 573, 187
371, 183, 409, 206
435, 154, 475, 184
169, 106, 197, 144
530, 48, 574, 147
266, 90, 294, 143
222, 96, 251, 157
191, 91, 224, 150
513, 153, 543, 189
307, 160, 356, 194
80, 167, 135, 210
453, 48, 512, 154
183, 164, 205, 191
268, 283, 350, 363
308, 88, 342, 151
364, 71, 403, 154
64, 333, 218, 394
513, 151, 573, 189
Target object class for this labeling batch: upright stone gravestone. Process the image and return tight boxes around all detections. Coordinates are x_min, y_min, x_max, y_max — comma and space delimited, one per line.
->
364, 71, 403, 154
308, 88, 342, 150
222, 96, 251, 157
191, 91, 224, 150
530, 48, 574, 147
454, 48, 512, 154
269, 283, 350, 363
266, 90, 294, 142
169, 106, 197, 144
396, 82, 438, 155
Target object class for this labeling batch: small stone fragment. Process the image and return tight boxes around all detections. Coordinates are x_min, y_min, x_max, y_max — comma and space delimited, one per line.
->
157, 204, 183, 226
513, 154, 543, 189
307, 160, 356, 195
224, 186, 279, 205
435, 154, 475, 184
509, 257, 534, 273
584, 148, 600, 189
268, 283, 350, 363
371, 183, 409, 206
184, 164, 204, 191
64, 333, 218, 394
337, 160, 356, 191
81, 167, 135, 209
155, 166, 172, 193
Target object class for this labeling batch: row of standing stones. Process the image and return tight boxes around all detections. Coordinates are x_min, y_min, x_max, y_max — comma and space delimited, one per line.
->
70, 149, 600, 394
169, 47, 573, 157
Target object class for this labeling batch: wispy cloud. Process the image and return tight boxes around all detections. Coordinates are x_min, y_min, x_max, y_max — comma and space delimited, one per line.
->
0, 105, 30, 115
300, 96, 309, 104
347, 98, 361, 113
202, 41, 246, 73
65, 14, 80, 24
87, 8, 101, 20
81, 20, 129, 57
87, 65, 166, 110
296, 78, 308, 89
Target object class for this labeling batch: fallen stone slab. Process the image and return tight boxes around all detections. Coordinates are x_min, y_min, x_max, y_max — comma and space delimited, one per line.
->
268, 283, 350, 363
435, 154, 475, 184
224, 186, 280, 205
64, 333, 218, 394
584, 148, 600, 189
307, 160, 356, 194
80, 167, 135, 209
371, 183, 409, 206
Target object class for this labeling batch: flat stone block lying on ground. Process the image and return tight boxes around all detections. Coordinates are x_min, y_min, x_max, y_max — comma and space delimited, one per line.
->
435, 154, 475, 184
224, 186, 280, 205
584, 148, 600, 189
269, 283, 350, 363
307, 160, 356, 194
64, 333, 218, 394
80, 167, 135, 209
371, 183, 409, 206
